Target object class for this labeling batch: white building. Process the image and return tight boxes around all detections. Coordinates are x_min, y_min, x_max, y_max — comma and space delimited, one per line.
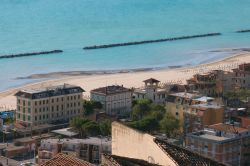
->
90, 85, 132, 117
133, 78, 167, 104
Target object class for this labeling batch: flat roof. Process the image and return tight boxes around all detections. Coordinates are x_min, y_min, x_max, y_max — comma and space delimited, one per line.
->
199, 134, 229, 141
51, 128, 78, 137
191, 103, 222, 109
41, 137, 111, 146
193, 96, 214, 102
169, 92, 199, 99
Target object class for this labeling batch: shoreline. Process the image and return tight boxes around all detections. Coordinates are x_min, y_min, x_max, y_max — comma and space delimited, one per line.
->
14, 47, 248, 80
0, 51, 250, 109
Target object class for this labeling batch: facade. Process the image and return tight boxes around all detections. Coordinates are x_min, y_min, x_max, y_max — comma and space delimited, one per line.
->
90, 85, 132, 117
15, 84, 84, 126
186, 123, 250, 166
184, 103, 224, 134
38, 137, 111, 165
133, 78, 167, 104
165, 92, 202, 129
186, 70, 231, 96
112, 122, 224, 166
231, 63, 250, 89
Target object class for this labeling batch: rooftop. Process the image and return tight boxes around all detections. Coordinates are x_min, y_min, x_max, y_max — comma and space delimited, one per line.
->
15, 84, 84, 99
41, 137, 111, 146
51, 128, 78, 137
199, 134, 229, 141
208, 123, 249, 134
143, 78, 160, 84
91, 85, 131, 95
191, 103, 222, 110
193, 96, 214, 102
154, 138, 225, 166
169, 92, 200, 99
41, 153, 93, 166
101, 154, 160, 166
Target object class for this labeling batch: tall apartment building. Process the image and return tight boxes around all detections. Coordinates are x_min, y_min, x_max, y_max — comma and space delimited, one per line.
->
15, 84, 85, 126
90, 85, 132, 117
184, 102, 224, 134
38, 137, 111, 165
186, 123, 250, 166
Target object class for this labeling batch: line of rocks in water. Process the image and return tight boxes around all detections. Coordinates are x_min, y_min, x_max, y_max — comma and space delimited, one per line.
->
83, 33, 222, 50
236, 29, 250, 33
0, 50, 63, 59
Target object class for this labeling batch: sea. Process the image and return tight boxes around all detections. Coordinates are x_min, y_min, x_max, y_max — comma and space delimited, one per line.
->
1, 0, 250, 91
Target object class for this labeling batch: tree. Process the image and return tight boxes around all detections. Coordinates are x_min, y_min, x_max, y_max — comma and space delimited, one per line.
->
83, 100, 102, 116
160, 112, 180, 137
83, 121, 100, 136
99, 120, 111, 136
132, 99, 152, 120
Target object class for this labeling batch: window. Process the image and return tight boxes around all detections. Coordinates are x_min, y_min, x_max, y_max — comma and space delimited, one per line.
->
43, 100, 45, 104
47, 114, 49, 119
28, 101, 31, 106
78, 95, 80, 99
35, 101, 37, 106
35, 109, 37, 113
52, 99, 54, 103
28, 116, 31, 121
61, 97, 64, 102
39, 101, 41, 105
18, 99, 20, 104
35, 116, 37, 121
23, 100, 25, 106
23, 115, 26, 121
39, 115, 41, 120
28, 108, 31, 113
57, 98, 59, 102
23, 108, 25, 113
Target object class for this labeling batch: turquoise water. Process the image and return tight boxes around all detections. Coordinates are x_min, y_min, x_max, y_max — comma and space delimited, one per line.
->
1, 0, 250, 91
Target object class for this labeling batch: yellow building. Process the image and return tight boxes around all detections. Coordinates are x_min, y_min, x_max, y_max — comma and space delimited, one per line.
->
15, 84, 84, 126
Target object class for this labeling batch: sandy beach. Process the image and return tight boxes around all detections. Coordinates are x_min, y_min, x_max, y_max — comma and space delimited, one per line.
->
0, 51, 250, 110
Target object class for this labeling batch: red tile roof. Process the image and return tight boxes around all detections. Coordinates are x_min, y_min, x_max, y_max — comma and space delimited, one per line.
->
208, 123, 249, 134
41, 153, 93, 166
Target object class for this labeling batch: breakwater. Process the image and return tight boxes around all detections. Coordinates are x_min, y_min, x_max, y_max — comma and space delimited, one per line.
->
0, 50, 63, 59
236, 29, 250, 33
83, 33, 221, 50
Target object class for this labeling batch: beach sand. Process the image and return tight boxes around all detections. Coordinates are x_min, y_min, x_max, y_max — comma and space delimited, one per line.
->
0, 51, 250, 109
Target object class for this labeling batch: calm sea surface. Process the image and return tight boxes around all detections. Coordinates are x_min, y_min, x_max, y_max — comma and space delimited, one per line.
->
1, 0, 250, 91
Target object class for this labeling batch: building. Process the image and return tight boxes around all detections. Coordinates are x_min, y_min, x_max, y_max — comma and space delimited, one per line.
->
41, 153, 93, 166
112, 121, 225, 166
186, 123, 250, 166
231, 63, 250, 89
15, 84, 85, 126
184, 102, 224, 134
165, 92, 202, 129
38, 137, 111, 165
133, 78, 168, 104
186, 70, 231, 96
90, 85, 132, 117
